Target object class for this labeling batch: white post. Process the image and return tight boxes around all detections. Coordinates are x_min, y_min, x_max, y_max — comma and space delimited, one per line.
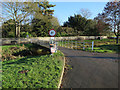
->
92, 41, 94, 51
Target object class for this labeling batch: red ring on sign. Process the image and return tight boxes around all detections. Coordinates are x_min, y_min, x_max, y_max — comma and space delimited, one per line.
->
48, 29, 56, 37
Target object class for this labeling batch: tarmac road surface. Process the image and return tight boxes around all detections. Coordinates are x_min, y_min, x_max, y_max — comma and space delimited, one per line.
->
59, 47, 118, 88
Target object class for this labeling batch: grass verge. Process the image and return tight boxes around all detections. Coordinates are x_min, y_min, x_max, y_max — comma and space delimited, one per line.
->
2, 44, 64, 88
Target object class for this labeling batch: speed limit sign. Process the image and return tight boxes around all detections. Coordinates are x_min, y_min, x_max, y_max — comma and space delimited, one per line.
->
49, 29, 56, 37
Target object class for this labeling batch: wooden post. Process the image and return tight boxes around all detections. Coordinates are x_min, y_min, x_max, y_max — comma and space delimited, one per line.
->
76, 41, 77, 50
78, 41, 79, 49
64, 40, 66, 47
68, 40, 69, 48
83, 42, 85, 50
71, 41, 72, 49
59, 40, 60, 46
60, 40, 61, 46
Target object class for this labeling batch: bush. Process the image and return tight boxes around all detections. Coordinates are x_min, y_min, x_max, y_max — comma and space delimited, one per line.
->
20, 32, 32, 38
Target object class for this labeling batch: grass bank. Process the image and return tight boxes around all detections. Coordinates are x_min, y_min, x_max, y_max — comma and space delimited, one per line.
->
2, 44, 64, 88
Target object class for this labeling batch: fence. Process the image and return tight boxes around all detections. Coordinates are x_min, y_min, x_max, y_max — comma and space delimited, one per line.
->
2, 36, 107, 44
57, 40, 94, 51
29, 39, 94, 51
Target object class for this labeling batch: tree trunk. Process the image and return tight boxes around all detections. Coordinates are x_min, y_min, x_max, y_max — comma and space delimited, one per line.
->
116, 35, 119, 44
15, 22, 18, 38
18, 23, 20, 44
15, 22, 21, 44
18, 23, 20, 38
15, 22, 20, 38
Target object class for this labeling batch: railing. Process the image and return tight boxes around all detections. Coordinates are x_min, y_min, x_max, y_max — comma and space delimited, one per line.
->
57, 40, 94, 51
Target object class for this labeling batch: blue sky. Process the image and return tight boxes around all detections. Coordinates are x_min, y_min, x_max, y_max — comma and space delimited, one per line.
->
50, 2, 107, 25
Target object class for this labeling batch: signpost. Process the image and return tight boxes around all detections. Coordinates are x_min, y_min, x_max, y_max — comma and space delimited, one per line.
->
49, 29, 57, 54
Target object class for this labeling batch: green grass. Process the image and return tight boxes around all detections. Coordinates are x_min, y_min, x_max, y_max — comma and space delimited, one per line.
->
85, 47, 115, 53
2, 43, 51, 61
2, 50, 64, 88
1, 43, 64, 88
1, 43, 32, 50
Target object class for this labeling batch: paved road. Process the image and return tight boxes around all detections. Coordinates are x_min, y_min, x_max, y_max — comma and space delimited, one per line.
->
59, 47, 118, 88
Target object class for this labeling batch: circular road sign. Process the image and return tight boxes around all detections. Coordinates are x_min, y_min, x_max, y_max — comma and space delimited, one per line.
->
49, 29, 56, 37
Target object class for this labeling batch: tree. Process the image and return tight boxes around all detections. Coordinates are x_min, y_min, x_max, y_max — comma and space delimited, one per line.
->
100, 1, 120, 43
2, 19, 15, 38
2, 2, 32, 38
50, 16, 60, 27
94, 15, 111, 36
64, 14, 101, 36
31, 15, 60, 37
83, 19, 98, 36
63, 14, 88, 35
23, 1, 55, 19
31, 16, 52, 37
78, 8, 92, 19
38, 1, 55, 16
2, 1, 56, 38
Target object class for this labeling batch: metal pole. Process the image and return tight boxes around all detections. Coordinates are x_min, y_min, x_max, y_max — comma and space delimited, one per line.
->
92, 41, 94, 51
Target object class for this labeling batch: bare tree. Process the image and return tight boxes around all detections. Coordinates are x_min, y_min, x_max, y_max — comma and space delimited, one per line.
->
2, 1, 34, 38
101, 0, 120, 43
78, 8, 92, 19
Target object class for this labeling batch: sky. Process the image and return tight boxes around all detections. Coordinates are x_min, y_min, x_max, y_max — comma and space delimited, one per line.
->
0, 0, 109, 26
49, 2, 108, 25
